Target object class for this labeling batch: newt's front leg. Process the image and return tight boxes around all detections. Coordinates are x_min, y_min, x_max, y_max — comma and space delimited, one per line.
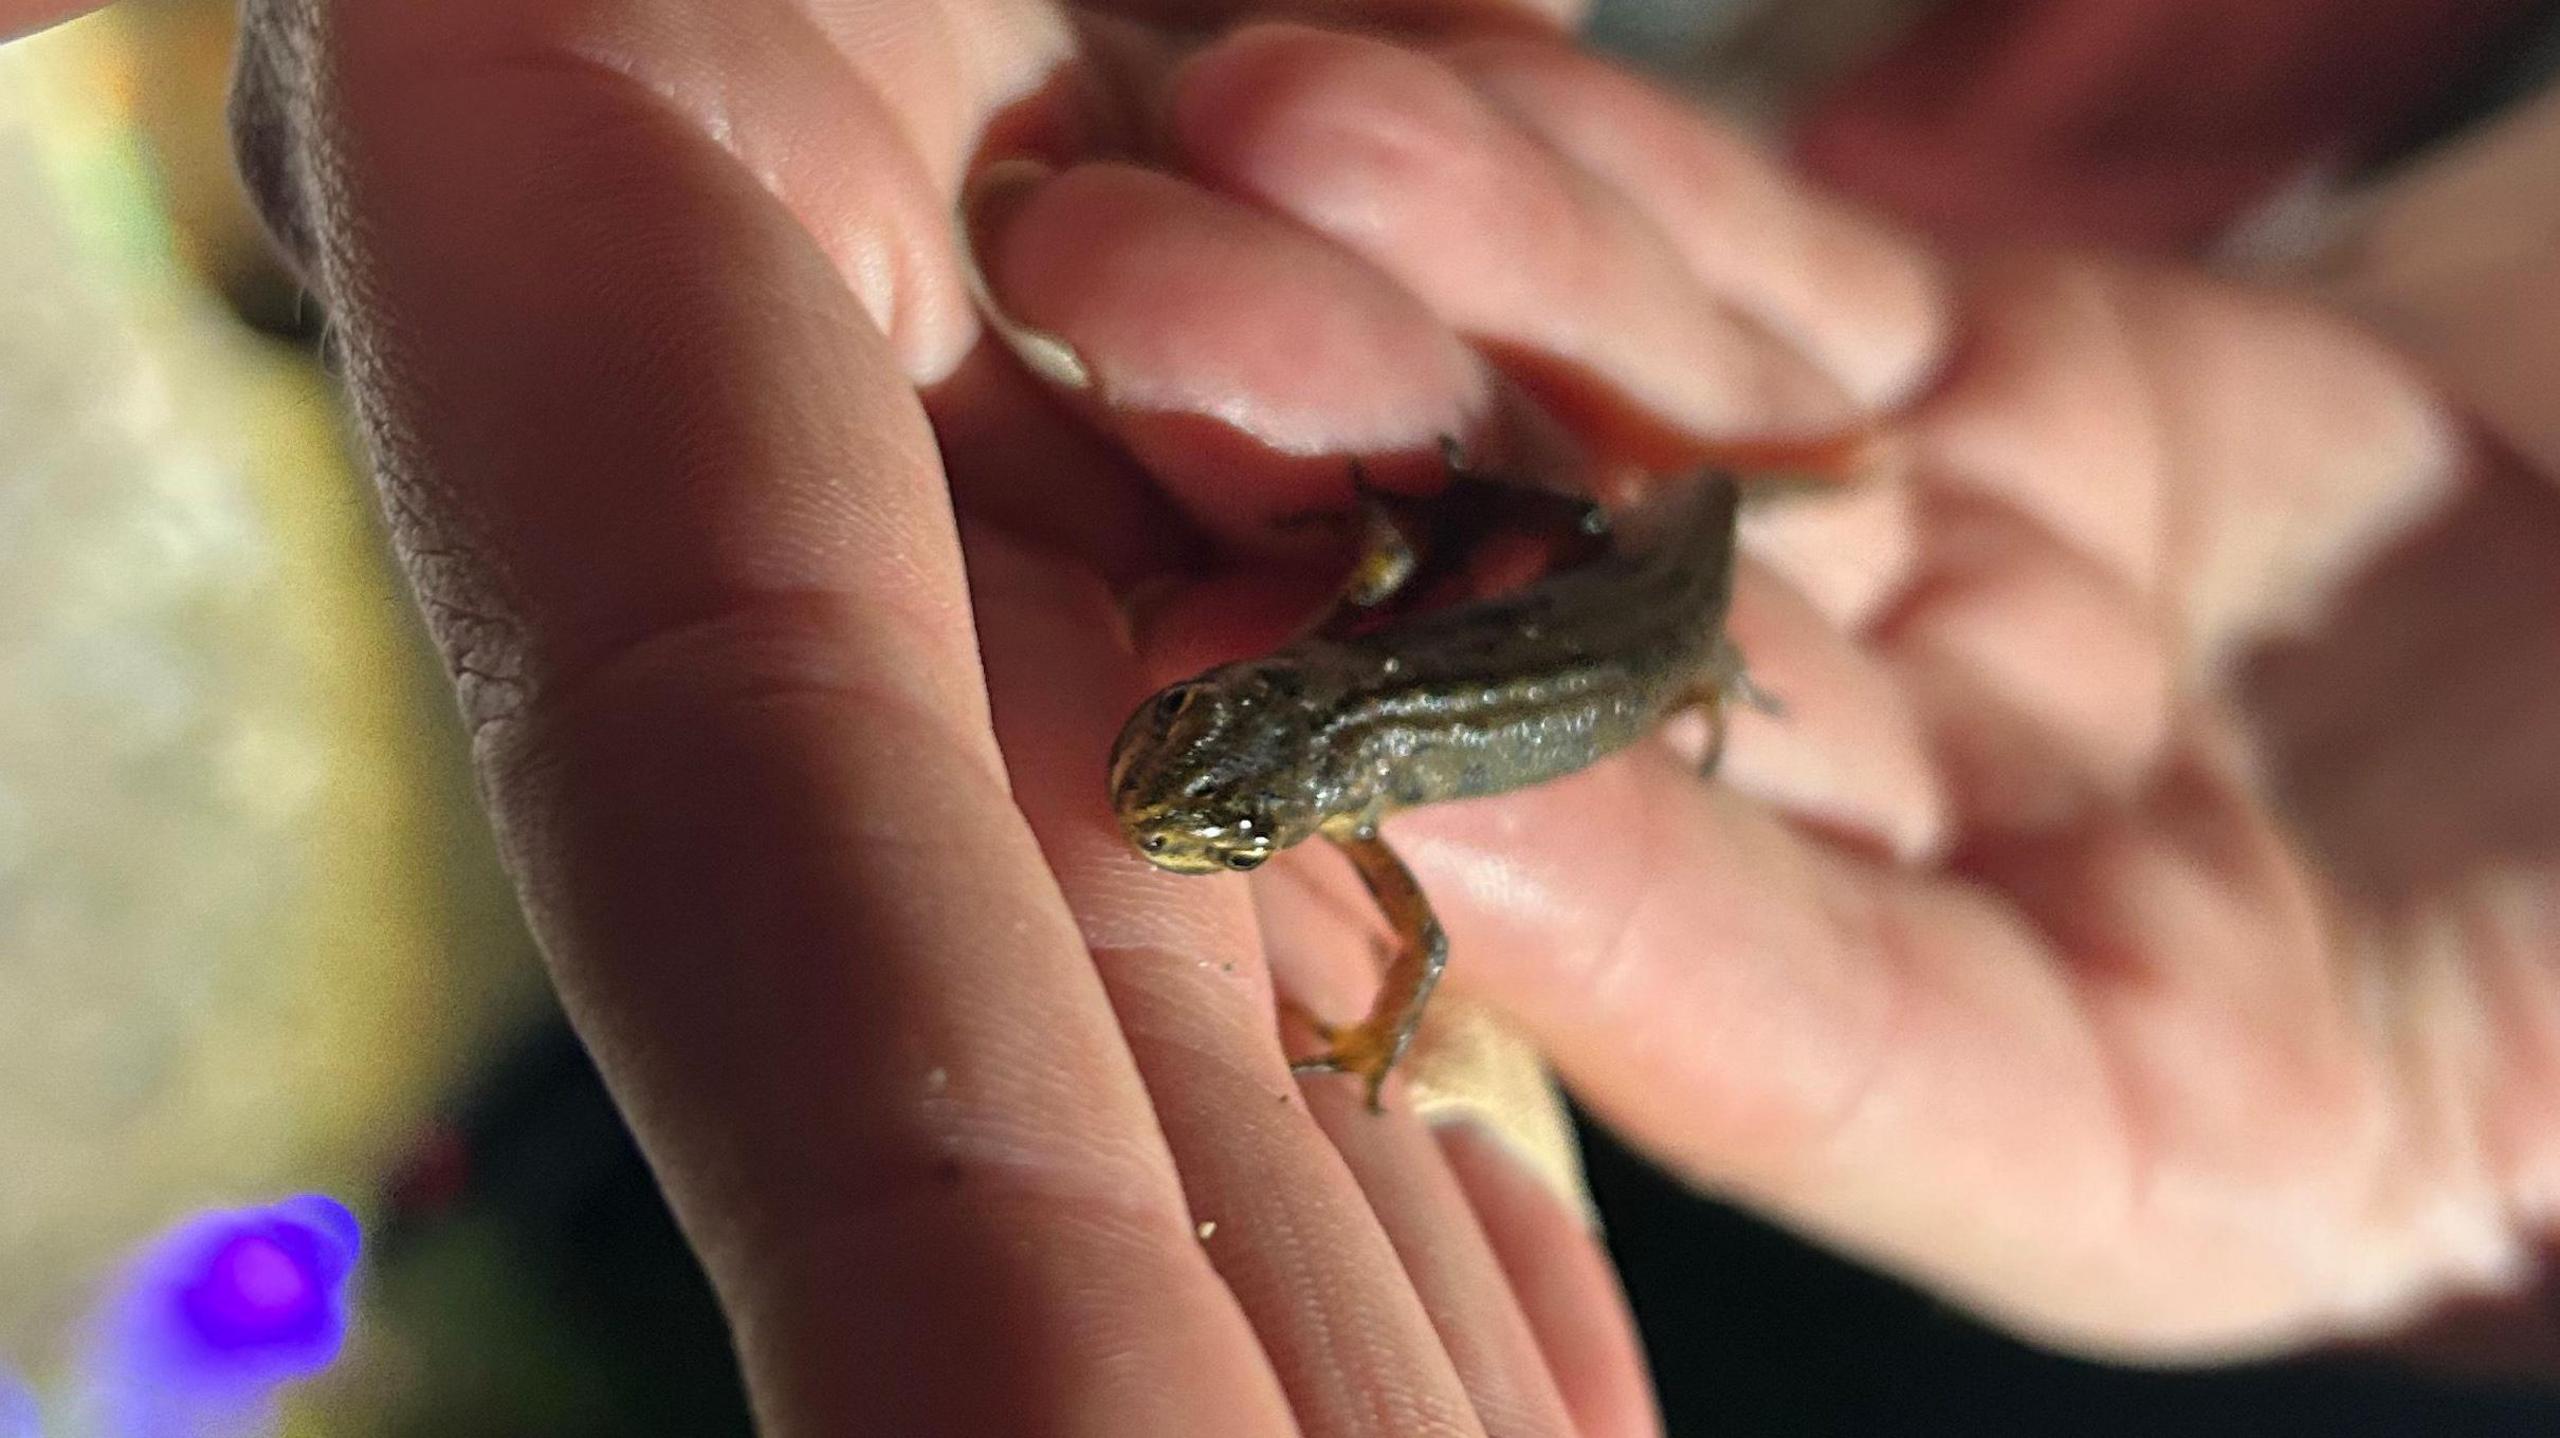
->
1692, 635, 1784, 777
1291, 821, 1449, 1112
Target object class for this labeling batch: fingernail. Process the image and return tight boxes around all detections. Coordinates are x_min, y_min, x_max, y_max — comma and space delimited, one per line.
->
958, 158, 1092, 391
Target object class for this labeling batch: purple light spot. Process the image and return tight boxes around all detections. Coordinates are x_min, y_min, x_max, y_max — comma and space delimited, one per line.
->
79, 1194, 364, 1435
179, 1233, 323, 1351
0, 1372, 38, 1438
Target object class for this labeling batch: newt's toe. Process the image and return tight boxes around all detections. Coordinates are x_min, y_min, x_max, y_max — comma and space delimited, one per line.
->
1289, 1020, 1406, 1113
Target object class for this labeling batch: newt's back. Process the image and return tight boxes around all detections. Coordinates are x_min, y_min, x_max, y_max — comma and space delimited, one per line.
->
1295, 472, 1743, 813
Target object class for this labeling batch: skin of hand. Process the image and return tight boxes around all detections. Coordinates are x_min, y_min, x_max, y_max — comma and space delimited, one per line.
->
217, 2, 1667, 1435
1792, 0, 2542, 252
0, 0, 87, 43
6, 0, 2552, 1427
1086, 14, 2560, 1365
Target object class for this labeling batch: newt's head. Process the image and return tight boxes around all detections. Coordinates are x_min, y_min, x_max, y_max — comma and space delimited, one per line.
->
1108, 662, 1331, 875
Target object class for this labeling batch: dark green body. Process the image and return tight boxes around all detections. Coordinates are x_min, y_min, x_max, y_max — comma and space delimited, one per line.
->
1111, 473, 1743, 872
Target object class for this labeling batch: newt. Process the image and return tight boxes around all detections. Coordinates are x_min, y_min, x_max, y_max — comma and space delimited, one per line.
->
1107, 445, 1769, 1111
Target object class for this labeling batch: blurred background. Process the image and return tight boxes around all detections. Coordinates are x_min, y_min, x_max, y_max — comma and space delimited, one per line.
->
1, 0, 2557, 1432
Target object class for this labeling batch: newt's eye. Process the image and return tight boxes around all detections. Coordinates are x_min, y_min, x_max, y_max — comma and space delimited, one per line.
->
1154, 685, 1203, 726
1222, 851, 1265, 872
1140, 835, 1168, 854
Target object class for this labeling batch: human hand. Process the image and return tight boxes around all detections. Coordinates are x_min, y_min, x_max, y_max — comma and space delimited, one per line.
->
1211, 140, 2560, 1370
204, 1, 2560, 1434
927, 0, 2560, 1372
1338, 239, 2560, 1362
206, 1, 1820, 1434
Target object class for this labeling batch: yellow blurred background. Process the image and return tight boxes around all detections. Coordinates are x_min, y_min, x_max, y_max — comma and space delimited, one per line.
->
0, 3, 547, 1427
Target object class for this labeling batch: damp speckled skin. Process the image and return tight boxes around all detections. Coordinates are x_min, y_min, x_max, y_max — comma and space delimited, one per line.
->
1110, 472, 1743, 872
1107, 470, 1747, 1107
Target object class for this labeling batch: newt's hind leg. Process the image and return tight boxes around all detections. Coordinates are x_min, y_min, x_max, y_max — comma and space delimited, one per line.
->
1317, 470, 1428, 633
1280, 462, 1431, 642
1434, 435, 1612, 566
1290, 821, 1447, 1112
1693, 636, 1782, 778
1299, 445, 1609, 640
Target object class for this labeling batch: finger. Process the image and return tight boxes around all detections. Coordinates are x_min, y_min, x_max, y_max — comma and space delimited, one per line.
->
236, 2, 1295, 1430
1791, 0, 2523, 253
1300, 1075, 1581, 1438
1254, 880, 1593, 1438
1436, 1121, 1660, 1438
1905, 256, 2462, 668
1170, 23, 1867, 462
1882, 257, 2464, 832
0, 0, 98, 43
1899, 258, 2173, 589
1069, 0, 1589, 34
1712, 560, 1946, 862
1877, 493, 2173, 835
1435, 35, 1949, 412
1737, 471, 1921, 630
967, 157, 1494, 546
1389, 739, 2461, 1356
929, 341, 1205, 589
969, 147, 1934, 622
2309, 82, 2560, 478
976, 536, 1492, 1438
1374, 993, 1662, 1438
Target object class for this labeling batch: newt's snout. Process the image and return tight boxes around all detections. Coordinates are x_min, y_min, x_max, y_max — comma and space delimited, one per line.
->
1122, 807, 1275, 874
1109, 663, 1320, 876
